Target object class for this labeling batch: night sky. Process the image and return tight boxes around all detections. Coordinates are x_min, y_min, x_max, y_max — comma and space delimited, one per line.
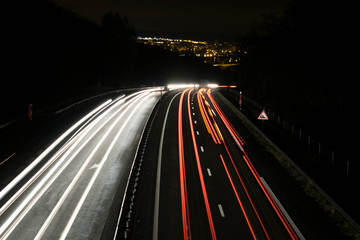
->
53, 0, 289, 41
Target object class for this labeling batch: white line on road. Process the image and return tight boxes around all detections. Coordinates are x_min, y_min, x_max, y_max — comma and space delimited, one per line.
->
207, 168, 212, 177
59, 94, 153, 240
218, 204, 225, 217
33, 93, 150, 240
260, 177, 305, 240
89, 164, 99, 169
196, 131, 199, 136
0, 98, 131, 238
152, 92, 181, 240
193, 112, 195, 116
0, 100, 112, 202
194, 120, 197, 124
200, 146, 204, 152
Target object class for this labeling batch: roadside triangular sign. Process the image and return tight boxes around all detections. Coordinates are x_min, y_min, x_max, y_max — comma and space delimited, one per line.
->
258, 109, 269, 120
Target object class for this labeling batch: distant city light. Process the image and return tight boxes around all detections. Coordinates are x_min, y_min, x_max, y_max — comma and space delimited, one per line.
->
137, 36, 241, 68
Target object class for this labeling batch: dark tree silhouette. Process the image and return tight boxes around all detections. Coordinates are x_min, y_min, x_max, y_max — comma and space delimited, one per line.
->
234, 0, 358, 153
1, 0, 139, 123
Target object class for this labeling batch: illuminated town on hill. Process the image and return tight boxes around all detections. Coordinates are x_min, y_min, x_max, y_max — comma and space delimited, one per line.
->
137, 36, 244, 68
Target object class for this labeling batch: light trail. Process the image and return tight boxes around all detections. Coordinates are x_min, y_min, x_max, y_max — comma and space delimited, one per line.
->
199, 91, 223, 143
35, 93, 148, 239
153, 92, 181, 240
0, 99, 112, 201
0, 93, 138, 220
0, 90, 153, 239
186, 90, 217, 240
220, 154, 257, 239
197, 91, 220, 144
241, 153, 299, 240
208, 90, 298, 240
207, 91, 245, 146
222, 143, 270, 239
59, 93, 153, 240
178, 89, 191, 240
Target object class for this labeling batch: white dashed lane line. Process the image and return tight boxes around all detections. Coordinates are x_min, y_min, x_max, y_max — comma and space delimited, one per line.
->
200, 146, 204, 152
218, 204, 225, 217
207, 168, 212, 177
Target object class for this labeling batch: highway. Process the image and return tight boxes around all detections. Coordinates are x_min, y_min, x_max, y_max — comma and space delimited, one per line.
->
0, 88, 161, 240
142, 88, 303, 240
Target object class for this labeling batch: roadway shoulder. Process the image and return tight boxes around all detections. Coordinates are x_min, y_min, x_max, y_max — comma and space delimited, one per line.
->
212, 91, 355, 240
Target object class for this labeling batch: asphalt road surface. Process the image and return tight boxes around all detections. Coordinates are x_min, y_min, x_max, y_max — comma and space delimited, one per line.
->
136, 88, 305, 240
1, 87, 352, 240
0, 88, 161, 240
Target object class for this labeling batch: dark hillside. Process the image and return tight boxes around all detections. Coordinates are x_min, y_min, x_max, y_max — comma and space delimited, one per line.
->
2, 0, 136, 123
234, 0, 358, 153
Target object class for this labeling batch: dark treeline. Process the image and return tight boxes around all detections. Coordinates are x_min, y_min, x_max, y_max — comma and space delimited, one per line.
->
235, 0, 358, 146
2, 0, 222, 123
3, 0, 137, 122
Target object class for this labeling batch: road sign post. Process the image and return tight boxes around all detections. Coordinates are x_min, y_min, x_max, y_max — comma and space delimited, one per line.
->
239, 91, 242, 110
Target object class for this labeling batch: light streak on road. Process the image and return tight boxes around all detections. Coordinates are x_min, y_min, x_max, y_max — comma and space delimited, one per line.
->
186, 89, 217, 240
241, 153, 299, 240
207, 90, 245, 146
59, 93, 152, 240
219, 154, 257, 239
153, 92, 181, 240
0, 93, 142, 225
222, 143, 270, 239
208, 90, 299, 240
197, 90, 220, 144
0, 89, 159, 240
178, 89, 192, 240
0, 100, 112, 202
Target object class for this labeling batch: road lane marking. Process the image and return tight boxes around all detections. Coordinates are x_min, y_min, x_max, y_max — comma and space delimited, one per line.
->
0, 91, 155, 239
0, 100, 112, 201
220, 154, 257, 239
187, 90, 217, 239
193, 112, 195, 116
194, 120, 197, 124
0, 98, 132, 237
153, 92, 181, 240
179, 89, 192, 240
260, 177, 305, 240
59, 94, 153, 240
207, 168, 212, 177
196, 131, 199, 135
218, 204, 225, 217
200, 146, 204, 152
32, 93, 151, 240
89, 163, 99, 169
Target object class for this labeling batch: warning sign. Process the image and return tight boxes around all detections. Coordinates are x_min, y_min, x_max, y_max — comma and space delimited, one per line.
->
258, 109, 269, 120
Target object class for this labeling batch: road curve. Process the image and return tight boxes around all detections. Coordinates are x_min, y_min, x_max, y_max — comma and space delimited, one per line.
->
0, 88, 161, 240
141, 88, 303, 240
